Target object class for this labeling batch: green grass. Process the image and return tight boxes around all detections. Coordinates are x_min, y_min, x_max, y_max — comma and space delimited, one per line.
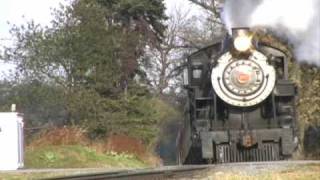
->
0, 145, 147, 179
25, 145, 146, 169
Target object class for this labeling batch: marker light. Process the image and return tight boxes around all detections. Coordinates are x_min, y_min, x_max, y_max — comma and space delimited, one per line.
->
234, 35, 252, 52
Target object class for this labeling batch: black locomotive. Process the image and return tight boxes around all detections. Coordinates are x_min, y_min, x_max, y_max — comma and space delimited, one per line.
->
176, 28, 298, 164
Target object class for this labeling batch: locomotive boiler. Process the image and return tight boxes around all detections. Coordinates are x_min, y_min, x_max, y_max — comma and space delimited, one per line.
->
176, 28, 298, 164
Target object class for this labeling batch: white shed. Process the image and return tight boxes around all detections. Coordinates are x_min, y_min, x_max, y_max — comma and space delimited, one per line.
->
0, 113, 24, 170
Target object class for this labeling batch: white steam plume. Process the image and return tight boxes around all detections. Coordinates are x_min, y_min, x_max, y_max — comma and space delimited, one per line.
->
221, 0, 320, 65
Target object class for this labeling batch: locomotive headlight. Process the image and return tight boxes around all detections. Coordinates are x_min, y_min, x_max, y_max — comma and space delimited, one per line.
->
234, 35, 252, 52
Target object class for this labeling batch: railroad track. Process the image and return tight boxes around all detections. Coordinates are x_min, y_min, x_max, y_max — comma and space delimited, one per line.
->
45, 165, 209, 180
44, 161, 320, 180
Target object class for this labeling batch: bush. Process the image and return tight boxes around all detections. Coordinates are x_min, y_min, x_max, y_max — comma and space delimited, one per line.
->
84, 94, 180, 146
28, 126, 88, 147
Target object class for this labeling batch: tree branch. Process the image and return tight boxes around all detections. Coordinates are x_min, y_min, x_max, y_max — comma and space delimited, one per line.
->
188, 0, 218, 16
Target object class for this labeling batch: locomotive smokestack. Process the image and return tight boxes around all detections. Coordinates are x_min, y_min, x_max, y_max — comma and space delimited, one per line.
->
231, 28, 250, 38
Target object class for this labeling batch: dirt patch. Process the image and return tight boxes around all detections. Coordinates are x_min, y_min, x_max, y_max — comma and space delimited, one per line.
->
105, 134, 146, 156
104, 134, 162, 166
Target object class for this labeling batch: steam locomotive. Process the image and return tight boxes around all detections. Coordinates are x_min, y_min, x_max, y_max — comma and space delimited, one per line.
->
176, 28, 298, 164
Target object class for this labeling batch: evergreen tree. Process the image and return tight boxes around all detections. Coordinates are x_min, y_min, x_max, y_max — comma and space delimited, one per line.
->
2, 0, 168, 134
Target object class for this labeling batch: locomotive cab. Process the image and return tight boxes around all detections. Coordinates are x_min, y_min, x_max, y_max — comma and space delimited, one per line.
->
177, 28, 298, 164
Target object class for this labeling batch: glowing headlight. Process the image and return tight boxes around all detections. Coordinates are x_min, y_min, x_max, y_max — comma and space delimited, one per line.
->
234, 35, 252, 52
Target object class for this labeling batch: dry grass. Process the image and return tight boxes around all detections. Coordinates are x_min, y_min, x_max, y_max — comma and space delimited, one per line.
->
204, 164, 320, 180
29, 126, 89, 147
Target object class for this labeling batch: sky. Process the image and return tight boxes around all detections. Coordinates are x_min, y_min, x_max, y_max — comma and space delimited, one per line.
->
0, 0, 66, 40
0, 0, 196, 40
0, 0, 199, 76
0, 0, 66, 75
0, 0, 203, 38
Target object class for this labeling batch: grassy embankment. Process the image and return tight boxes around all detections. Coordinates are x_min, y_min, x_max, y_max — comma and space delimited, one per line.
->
0, 129, 150, 179
21, 127, 154, 169
22, 96, 178, 169
25, 145, 146, 169
1, 145, 145, 179
0, 96, 180, 179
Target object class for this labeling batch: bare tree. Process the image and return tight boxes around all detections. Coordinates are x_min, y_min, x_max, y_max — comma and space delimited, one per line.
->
140, 0, 226, 95
176, 0, 226, 48
188, 0, 220, 17
140, 8, 192, 95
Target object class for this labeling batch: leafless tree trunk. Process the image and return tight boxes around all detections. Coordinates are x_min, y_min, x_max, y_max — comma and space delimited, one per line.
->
141, 8, 192, 95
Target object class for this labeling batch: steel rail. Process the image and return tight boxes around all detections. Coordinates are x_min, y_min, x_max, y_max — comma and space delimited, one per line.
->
44, 165, 209, 180
43, 161, 320, 180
